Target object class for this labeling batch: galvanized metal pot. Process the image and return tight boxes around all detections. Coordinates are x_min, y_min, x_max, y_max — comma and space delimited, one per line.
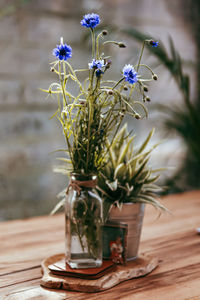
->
109, 203, 145, 261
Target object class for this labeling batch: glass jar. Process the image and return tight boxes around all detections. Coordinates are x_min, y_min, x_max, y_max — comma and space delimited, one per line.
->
65, 173, 102, 269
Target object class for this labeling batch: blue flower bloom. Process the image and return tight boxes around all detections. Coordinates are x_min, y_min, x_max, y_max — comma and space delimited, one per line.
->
88, 59, 105, 70
123, 64, 138, 84
150, 40, 159, 47
96, 69, 103, 77
53, 43, 72, 61
81, 13, 100, 29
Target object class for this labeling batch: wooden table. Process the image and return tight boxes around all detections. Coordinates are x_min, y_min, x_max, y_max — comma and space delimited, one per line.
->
1, 190, 200, 299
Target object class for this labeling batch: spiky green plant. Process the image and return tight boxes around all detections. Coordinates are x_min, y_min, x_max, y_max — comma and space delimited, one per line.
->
97, 124, 166, 221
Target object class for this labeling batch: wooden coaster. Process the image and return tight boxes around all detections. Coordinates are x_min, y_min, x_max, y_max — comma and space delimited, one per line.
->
41, 253, 158, 292
48, 259, 116, 279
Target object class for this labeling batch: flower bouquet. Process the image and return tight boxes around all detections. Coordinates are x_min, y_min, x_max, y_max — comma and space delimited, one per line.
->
43, 13, 160, 268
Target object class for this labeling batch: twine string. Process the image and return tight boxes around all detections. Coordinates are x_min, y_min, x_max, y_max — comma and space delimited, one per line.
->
66, 179, 97, 196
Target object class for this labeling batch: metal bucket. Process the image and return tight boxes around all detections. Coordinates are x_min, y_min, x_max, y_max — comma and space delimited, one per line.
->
109, 203, 145, 261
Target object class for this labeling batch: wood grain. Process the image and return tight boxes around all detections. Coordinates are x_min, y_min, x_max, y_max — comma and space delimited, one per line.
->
0, 190, 200, 299
40, 253, 158, 292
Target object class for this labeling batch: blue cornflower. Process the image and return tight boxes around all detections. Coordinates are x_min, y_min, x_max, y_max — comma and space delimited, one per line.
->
53, 43, 72, 61
88, 59, 105, 70
150, 40, 159, 47
96, 69, 103, 77
89, 59, 105, 77
122, 64, 138, 84
81, 13, 100, 29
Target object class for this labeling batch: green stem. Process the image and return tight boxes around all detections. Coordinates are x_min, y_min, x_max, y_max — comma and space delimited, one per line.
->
101, 116, 123, 163
134, 63, 154, 74
129, 83, 136, 98
136, 41, 145, 73
96, 32, 102, 59
59, 61, 68, 106
75, 221, 85, 252
91, 28, 95, 59
65, 61, 83, 92
112, 78, 125, 90
86, 94, 93, 173
58, 62, 74, 167
89, 69, 95, 92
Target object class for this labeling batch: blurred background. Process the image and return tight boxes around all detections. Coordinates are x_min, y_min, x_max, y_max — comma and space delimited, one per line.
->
0, 0, 199, 221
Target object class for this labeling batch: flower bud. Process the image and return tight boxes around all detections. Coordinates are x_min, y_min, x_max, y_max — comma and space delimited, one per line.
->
108, 90, 114, 95
102, 30, 108, 36
149, 40, 158, 47
143, 86, 148, 92
118, 42, 126, 48
146, 97, 151, 102
105, 59, 112, 70
153, 74, 158, 80
50, 67, 55, 72
119, 112, 124, 118
135, 114, 141, 119
124, 86, 128, 91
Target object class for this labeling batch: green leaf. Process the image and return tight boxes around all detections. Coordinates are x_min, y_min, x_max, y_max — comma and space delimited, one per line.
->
106, 179, 118, 191
49, 109, 59, 120
50, 198, 65, 215
114, 163, 127, 180
136, 128, 155, 154
56, 158, 72, 164
117, 136, 134, 165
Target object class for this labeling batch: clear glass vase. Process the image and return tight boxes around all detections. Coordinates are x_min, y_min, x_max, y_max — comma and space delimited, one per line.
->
65, 173, 102, 269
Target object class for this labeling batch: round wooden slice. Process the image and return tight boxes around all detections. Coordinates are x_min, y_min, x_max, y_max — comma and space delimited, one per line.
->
41, 253, 159, 293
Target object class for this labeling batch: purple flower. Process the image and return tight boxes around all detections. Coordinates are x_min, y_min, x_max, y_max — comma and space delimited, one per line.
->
81, 13, 100, 29
123, 64, 138, 84
150, 40, 159, 47
88, 59, 105, 70
53, 43, 72, 61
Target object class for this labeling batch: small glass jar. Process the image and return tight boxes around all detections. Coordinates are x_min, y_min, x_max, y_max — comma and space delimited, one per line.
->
65, 173, 102, 269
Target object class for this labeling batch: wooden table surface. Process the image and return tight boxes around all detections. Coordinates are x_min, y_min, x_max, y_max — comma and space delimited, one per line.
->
1, 190, 200, 299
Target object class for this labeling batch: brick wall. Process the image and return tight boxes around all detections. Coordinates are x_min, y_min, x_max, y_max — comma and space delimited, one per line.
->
0, 0, 196, 220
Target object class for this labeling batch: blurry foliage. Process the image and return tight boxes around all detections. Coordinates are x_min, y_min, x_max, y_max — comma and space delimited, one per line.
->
123, 28, 200, 191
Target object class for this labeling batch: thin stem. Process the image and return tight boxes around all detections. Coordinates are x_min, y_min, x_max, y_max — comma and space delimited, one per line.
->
86, 94, 93, 173
136, 41, 145, 73
89, 69, 95, 93
96, 32, 102, 59
134, 63, 154, 75
129, 83, 136, 98
112, 78, 125, 90
121, 97, 137, 115
100, 41, 120, 55
103, 41, 119, 46
91, 28, 95, 59
101, 117, 123, 162
59, 61, 68, 106
75, 221, 85, 252
65, 61, 84, 92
